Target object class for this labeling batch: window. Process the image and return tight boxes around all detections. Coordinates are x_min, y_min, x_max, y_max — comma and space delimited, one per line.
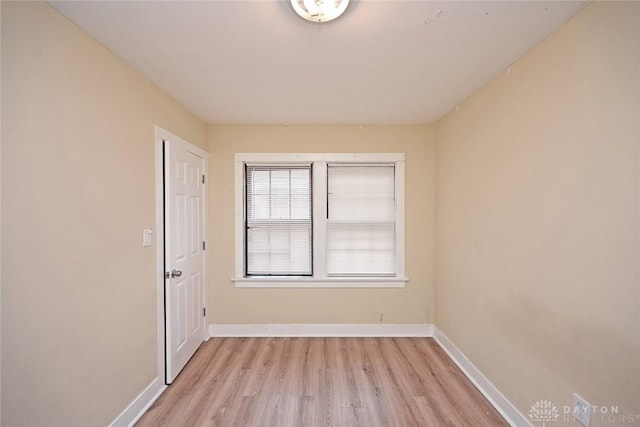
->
245, 165, 312, 276
327, 165, 396, 276
234, 153, 407, 288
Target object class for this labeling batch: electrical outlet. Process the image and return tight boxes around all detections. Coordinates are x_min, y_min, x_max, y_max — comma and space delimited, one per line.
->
573, 393, 591, 427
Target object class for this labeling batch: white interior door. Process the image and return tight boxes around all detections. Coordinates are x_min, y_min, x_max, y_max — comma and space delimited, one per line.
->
164, 136, 207, 383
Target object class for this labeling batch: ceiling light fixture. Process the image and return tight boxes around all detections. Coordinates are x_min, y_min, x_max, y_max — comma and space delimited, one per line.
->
290, 0, 350, 23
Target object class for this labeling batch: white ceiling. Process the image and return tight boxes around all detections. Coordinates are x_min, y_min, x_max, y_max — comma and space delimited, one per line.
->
50, 1, 587, 125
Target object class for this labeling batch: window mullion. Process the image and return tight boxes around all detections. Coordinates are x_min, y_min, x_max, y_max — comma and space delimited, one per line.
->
312, 161, 328, 279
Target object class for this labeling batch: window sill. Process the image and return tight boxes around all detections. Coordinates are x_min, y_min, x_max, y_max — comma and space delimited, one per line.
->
231, 276, 409, 288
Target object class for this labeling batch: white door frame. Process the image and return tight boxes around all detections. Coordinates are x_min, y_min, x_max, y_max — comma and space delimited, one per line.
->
154, 126, 208, 384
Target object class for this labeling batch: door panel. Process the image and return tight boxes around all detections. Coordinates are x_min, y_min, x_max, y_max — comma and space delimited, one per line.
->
165, 137, 206, 383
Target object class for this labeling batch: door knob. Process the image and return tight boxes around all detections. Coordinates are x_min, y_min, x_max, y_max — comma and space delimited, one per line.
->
171, 269, 183, 278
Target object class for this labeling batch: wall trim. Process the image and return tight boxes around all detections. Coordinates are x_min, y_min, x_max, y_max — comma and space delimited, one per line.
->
209, 323, 434, 337
108, 377, 166, 427
433, 326, 531, 427
153, 126, 167, 390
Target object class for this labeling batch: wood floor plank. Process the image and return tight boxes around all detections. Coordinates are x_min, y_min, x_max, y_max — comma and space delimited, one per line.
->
392, 338, 463, 426
136, 337, 509, 427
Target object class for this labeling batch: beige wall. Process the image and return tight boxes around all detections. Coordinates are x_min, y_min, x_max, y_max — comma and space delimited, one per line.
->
435, 1, 639, 424
1, 2, 207, 426
208, 125, 434, 325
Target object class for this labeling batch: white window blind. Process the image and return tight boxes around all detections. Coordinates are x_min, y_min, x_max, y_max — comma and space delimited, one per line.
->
245, 165, 312, 275
326, 165, 396, 276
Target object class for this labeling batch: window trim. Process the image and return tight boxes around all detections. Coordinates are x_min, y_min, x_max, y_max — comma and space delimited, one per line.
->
234, 153, 408, 288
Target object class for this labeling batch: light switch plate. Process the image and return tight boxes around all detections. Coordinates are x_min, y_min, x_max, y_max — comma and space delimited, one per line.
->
143, 228, 153, 247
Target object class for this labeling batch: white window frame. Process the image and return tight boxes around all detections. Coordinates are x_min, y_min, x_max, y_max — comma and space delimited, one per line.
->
233, 153, 408, 288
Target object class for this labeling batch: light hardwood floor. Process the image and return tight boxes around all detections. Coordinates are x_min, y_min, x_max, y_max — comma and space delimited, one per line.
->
136, 337, 508, 426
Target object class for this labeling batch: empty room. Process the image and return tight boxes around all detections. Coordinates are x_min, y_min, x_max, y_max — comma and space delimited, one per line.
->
1, 1, 638, 426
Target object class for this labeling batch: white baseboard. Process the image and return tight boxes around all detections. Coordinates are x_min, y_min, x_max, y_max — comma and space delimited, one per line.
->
108, 377, 166, 427
209, 323, 434, 338
433, 326, 531, 427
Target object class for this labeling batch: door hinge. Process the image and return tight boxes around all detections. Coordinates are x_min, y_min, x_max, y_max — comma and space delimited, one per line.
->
203, 307, 206, 317
202, 174, 206, 184
202, 241, 206, 250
